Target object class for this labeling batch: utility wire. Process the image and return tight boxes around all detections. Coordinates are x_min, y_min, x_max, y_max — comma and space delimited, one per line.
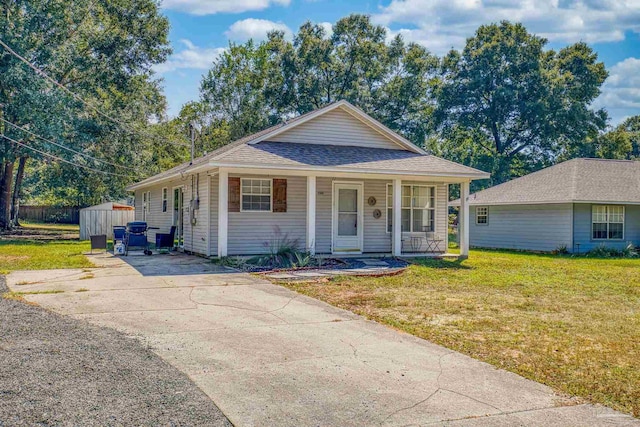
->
1, 117, 136, 174
0, 38, 190, 148
1, 133, 128, 177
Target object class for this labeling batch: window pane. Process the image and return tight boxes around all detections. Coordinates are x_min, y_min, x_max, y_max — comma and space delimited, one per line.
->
592, 206, 607, 223
609, 206, 624, 223
413, 208, 424, 231
402, 185, 411, 208
592, 223, 608, 239
387, 208, 393, 232
414, 209, 434, 232
609, 223, 623, 239
413, 186, 430, 208
401, 209, 410, 232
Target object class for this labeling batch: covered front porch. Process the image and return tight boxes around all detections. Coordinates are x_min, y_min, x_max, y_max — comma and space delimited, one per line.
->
213, 167, 471, 259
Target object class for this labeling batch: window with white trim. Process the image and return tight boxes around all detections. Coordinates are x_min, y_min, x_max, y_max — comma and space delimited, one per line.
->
386, 184, 435, 233
162, 188, 168, 213
476, 207, 488, 225
241, 179, 272, 211
592, 205, 624, 240
142, 191, 151, 220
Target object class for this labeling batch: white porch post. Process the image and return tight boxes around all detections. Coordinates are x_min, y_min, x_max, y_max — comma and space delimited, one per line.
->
392, 178, 402, 256
460, 181, 470, 259
306, 175, 316, 255
218, 168, 228, 257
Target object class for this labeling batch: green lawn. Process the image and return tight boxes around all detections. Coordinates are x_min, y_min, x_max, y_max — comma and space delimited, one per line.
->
20, 220, 80, 232
0, 222, 92, 274
281, 250, 640, 417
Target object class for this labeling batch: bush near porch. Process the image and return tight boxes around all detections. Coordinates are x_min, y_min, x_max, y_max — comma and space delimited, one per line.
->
280, 249, 640, 417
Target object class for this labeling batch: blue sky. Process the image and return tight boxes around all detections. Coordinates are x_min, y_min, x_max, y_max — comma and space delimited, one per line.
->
155, 0, 640, 126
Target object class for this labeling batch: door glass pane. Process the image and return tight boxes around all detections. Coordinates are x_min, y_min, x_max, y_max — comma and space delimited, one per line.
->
339, 189, 357, 212
338, 213, 357, 236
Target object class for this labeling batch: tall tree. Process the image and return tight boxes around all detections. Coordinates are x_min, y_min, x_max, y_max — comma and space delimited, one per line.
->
199, 14, 439, 146
0, 0, 173, 226
435, 21, 608, 185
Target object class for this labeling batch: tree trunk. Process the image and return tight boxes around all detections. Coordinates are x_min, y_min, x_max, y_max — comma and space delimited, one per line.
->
10, 156, 26, 226
0, 160, 15, 230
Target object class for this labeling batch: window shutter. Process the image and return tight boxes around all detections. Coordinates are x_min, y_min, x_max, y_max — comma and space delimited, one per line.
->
272, 178, 287, 213
228, 177, 240, 212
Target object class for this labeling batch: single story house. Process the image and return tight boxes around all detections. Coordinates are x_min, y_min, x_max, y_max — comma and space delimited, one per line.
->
452, 158, 640, 253
127, 101, 489, 258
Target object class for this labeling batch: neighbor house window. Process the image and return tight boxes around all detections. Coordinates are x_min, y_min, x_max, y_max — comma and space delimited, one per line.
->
386, 184, 435, 233
241, 178, 272, 211
162, 188, 168, 213
142, 191, 151, 220
476, 207, 488, 225
592, 205, 624, 240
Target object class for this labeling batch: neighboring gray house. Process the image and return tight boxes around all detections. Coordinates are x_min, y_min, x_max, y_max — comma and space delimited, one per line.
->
453, 158, 640, 253
127, 101, 489, 258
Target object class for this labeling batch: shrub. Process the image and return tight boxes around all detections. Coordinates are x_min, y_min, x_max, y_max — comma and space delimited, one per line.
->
248, 226, 316, 269
586, 243, 638, 258
552, 244, 569, 255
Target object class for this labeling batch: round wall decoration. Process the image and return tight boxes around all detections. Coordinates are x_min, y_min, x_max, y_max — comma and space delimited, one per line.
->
367, 196, 377, 206
372, 209, 382, 219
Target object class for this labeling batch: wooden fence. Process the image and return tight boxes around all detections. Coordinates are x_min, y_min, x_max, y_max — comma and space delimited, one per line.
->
19, 206, 80, 224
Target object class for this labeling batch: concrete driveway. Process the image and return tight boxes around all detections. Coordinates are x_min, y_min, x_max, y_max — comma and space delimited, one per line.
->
7, 253, 638, 426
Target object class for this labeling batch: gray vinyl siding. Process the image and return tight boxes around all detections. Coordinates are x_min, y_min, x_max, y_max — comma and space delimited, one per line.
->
134, 172, 209, 256
315, 177, 333, 254
264, 108, 403, 150
227, 174, 307, 255
209, 174, 218, 256
469, 204, 573, 252
572, 203, 640, 252
182, 172, 210, 256
363, 180, 392, 253
134, 183, 175, 244
315, 178, 448, 254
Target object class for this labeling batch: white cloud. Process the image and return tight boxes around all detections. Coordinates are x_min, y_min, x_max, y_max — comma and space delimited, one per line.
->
225, 18, 293, 41
593, 57, 640, 117
153, 39, 226, 73
374, 0, 640, 55
162, 0, 290, 15
318, 22, 334, 38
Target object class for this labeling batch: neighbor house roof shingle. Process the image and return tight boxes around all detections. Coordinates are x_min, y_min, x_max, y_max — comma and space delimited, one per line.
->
452, 158, 640, 206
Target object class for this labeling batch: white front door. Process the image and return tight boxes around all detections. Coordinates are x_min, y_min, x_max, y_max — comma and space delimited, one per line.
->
333, 182, 363, 253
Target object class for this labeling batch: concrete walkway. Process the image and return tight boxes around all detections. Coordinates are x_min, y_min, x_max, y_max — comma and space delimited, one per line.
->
7, 253, 639, 426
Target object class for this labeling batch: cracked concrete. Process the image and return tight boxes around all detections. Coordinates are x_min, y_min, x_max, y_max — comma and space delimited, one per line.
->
6, 252, 639, 427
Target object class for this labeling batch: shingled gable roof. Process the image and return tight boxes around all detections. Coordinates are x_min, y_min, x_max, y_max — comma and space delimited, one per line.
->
128, 100, 489, 191
452, 158, 640, 206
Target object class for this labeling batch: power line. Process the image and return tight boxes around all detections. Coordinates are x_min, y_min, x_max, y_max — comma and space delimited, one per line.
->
0, 37, 190, 148
1, 133, 128, 177
1, 117, 136, 174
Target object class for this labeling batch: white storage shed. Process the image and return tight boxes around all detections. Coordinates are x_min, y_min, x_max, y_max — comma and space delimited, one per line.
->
79, 202, 135, 240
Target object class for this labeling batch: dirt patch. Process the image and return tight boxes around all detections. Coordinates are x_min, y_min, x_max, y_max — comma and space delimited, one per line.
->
0, 255, 29, 262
